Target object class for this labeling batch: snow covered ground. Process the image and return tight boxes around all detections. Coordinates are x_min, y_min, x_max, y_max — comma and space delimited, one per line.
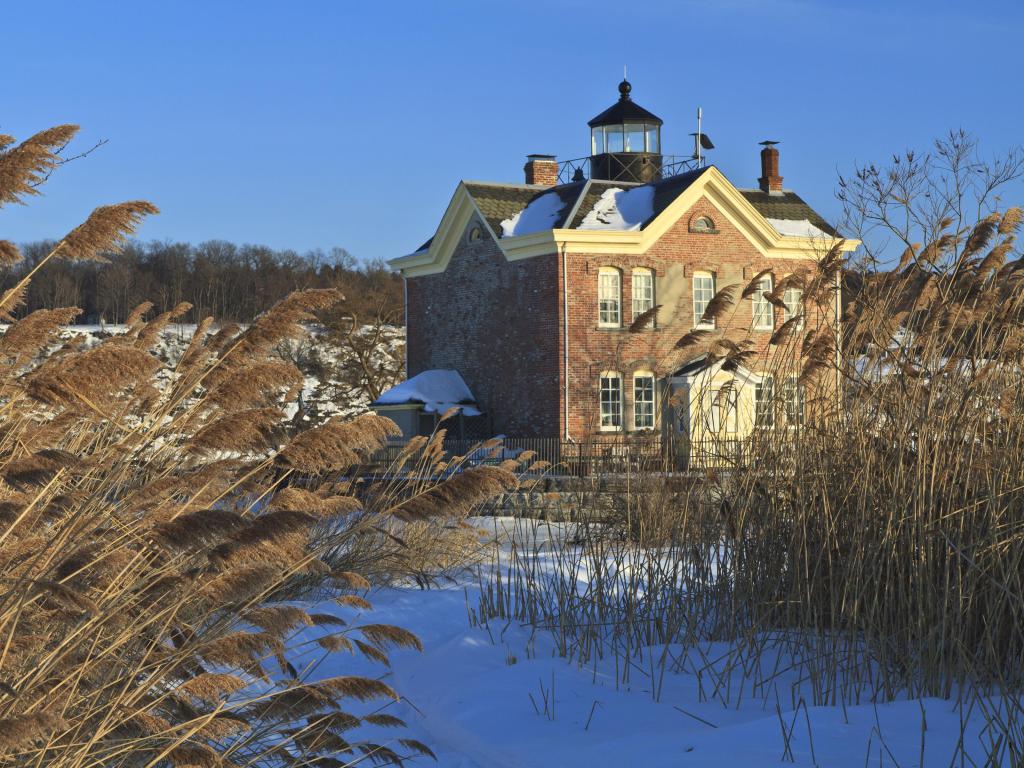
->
293, 518, 1017, 767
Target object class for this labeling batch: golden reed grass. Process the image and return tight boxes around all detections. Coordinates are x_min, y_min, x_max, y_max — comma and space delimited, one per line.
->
480, 133, 1024, 765
0, 122, 517, 766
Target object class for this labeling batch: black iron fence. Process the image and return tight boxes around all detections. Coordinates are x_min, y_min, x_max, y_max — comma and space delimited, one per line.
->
556, 155, 702, 185
367, 435, 752, 477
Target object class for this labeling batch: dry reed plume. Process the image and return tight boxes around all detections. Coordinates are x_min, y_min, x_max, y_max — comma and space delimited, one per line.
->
0, 121, 516, 767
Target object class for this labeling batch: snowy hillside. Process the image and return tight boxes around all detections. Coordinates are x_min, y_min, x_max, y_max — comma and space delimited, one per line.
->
27, 322, 404, 427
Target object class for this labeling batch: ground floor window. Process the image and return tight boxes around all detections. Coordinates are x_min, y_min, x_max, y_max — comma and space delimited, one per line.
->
633, 372, 655, 429
784, 376, 805, 426
754, 376, 775, 428
599, 372, 623, 430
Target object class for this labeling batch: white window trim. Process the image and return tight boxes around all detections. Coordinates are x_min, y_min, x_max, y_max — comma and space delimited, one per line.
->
599, 370, 624, 432
752, 274, 774, 331
631, 267, 655, 325
632, 370, 656, 431
693, 271, 716, 330
598, 267, 622, 329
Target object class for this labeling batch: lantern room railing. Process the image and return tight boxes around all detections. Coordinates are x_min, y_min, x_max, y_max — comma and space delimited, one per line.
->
557, 154, 703, 185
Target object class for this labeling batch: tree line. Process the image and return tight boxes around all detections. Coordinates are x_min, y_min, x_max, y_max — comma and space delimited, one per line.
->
3, 240, 404, 324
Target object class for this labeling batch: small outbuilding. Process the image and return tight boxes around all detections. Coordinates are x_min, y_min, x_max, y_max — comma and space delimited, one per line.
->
371, 369, 485, 439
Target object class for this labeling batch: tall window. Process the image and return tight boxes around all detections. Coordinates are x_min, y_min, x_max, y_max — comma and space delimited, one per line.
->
784, 376, 805, 426
752, 274, 774, 330
600, 372, 623, 430
632, 268, 655, 321
633, 371, 655, 430
755, 375, 775, 428
693, 271, 716, 328
598, 268, 621, 327
784, 286, 804, 329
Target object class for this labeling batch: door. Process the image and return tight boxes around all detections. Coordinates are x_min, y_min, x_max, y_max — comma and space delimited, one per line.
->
665, 378, 691, 469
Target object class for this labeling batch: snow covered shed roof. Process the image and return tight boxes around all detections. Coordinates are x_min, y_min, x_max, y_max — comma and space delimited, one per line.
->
372, 370, 482, 417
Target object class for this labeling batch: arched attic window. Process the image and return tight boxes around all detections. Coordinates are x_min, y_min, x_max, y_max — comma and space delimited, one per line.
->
690, 216, 717, 234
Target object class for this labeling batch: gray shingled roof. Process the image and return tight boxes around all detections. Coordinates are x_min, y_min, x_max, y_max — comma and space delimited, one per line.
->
462, 182, 541, 235
737, 188, 838, 236
412, 168, 837, 251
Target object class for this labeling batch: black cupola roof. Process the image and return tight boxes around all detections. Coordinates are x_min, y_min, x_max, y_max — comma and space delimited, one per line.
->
587, 79, 663, 128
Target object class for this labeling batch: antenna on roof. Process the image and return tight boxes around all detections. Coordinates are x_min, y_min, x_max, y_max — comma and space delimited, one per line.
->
623, 64, 627, 79
690, 108, 715, 167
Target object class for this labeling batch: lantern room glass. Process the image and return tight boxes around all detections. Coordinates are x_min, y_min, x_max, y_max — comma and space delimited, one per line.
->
592, 123, 661, 154
624, 123, 645, 152
645, 124, 660, 152
605, 125, 624, 153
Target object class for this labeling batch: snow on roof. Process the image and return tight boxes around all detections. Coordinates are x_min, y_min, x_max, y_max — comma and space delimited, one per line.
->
766, 217, 832, 238
499, 190, 566, 237
373, 369, 482, 416
577, 185, 656, 231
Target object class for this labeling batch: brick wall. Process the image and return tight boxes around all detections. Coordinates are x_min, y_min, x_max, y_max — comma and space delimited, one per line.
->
558, 195, 828, 437
404, 195, 829, 439
405, 217, 561, 437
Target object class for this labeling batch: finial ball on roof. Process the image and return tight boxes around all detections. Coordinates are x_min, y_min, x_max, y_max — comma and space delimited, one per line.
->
618, 79, 632, 100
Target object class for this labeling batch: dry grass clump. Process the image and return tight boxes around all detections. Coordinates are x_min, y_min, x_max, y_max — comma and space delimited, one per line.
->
481, 133, 1024, 764
0, 290, 430, 765
0, 121, 515, 767
308, 429, 525, 587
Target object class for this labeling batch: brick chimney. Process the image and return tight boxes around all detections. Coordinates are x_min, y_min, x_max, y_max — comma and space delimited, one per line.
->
524, 154, 558, 186
758, 141, 783, 194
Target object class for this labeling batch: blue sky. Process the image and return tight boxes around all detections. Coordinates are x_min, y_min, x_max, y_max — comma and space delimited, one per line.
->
4, 0, 1022, 264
